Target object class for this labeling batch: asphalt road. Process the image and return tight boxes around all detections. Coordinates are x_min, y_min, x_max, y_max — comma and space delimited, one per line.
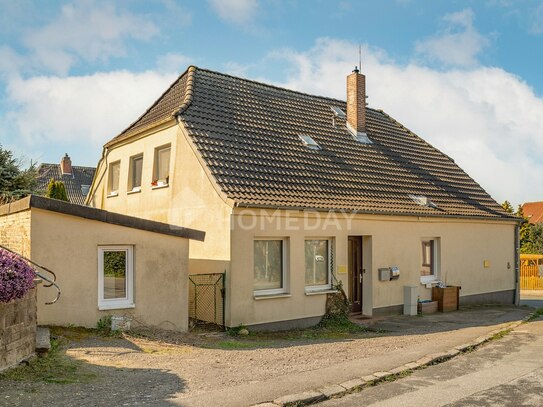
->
319, 318, 543, 407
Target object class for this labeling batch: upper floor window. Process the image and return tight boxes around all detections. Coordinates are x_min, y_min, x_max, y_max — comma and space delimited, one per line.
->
153, 145, 171, 187
129, 154, 143, 192
108, 161, 120, 196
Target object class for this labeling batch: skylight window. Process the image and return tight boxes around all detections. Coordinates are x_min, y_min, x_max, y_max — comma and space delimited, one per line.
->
409, 194, 438, 209
330, 106, 346, 118
299, 135, 321, 150
346, 122, 372, 144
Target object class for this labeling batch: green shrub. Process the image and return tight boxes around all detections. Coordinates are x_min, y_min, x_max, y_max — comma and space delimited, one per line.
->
45, 179, 69, 201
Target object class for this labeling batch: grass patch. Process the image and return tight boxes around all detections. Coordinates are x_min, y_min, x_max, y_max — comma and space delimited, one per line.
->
489, 328, 512, 341
210, 314, 372, 347
0, 337, 96, 384
526, 307, 543, 322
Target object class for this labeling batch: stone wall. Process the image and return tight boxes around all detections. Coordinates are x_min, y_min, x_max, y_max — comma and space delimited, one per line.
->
0, 288, 37, 371
0, 209, 31, 256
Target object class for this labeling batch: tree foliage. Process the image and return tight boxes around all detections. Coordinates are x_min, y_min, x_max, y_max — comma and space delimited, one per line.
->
45, 179, 69, 202
502, 200, 543, 254
0, 146, 37, 202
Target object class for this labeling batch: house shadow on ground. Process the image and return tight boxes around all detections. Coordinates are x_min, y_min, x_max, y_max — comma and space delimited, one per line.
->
0, 328, 186, 407
354, 304, 532, 337
127, 305, 534, 352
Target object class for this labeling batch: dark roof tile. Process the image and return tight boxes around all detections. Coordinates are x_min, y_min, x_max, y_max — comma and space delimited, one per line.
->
106, 66, 514, 220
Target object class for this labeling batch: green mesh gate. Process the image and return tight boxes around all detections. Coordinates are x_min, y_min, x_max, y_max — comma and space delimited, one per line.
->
189, 273, 225, 328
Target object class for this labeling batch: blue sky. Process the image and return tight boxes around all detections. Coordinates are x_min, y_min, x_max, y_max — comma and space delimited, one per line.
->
1, 0, 542, 205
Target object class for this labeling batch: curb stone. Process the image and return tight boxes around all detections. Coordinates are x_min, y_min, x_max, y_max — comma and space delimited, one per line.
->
318, 385, 346, 398
251, 319, 527, 407
273, 391, 325, 406
339, 378, 365, 392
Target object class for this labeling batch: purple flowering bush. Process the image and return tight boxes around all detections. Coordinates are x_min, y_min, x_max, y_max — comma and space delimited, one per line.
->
0, 248, 35, 303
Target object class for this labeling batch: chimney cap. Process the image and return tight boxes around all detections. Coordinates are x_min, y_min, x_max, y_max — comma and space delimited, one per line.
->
352, 66, 360, 74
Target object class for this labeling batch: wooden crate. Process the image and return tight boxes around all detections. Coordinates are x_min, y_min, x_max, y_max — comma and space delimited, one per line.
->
432, 286, 461, 312
418, 301, 438, 314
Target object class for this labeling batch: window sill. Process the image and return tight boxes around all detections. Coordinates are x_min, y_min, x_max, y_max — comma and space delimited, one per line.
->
420, 276, 439, 285
98, 302, 135, 311
253, 293, 291, 300
151, 184, 169, 190
305, 289, 337, 296
106, 192, 119, 198
127, 188, 141, 195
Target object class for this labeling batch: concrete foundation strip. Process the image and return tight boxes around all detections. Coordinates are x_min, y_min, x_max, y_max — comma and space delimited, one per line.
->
252, 312, 538, 407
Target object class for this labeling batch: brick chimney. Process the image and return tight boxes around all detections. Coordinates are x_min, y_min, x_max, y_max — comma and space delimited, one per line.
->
346, 67, 366, 134
60, 153, 72, 175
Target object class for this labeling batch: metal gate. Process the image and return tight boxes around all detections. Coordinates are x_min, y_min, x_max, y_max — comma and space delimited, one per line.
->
188, 272, 225, 328
520, 254, 543, 290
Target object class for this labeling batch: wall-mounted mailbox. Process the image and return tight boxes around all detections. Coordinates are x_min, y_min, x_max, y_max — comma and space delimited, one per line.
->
378, 267, 400, 281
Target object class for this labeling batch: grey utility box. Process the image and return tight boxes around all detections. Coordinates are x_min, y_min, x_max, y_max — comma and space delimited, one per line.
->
404, 286, 418, 316
379, 267, 401, 281
378, 268, 390, 281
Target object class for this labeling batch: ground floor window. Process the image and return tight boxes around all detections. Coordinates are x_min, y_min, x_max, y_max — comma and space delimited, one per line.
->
98, 246, 134, 310
421, 238, 440, 283
305, 239, 332, 290
253, 239, 287, 295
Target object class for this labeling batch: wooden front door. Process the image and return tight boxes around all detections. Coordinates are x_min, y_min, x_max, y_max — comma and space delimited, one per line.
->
348, 236, 363, 313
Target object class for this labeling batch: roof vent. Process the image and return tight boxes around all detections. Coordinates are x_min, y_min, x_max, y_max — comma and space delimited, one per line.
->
330, 106, 346, 118
409, 194, 438, 209
299, 135, 321, 150
346, 122, 372, 144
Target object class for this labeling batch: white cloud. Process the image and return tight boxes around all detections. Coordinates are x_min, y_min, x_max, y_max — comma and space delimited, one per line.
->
23, 1, 159, 75
415, 8, 489, 67
156, 53, 194, 74
2, 70, 177, 148
208, 0, 258, 25
263, 38, 543, 206
531, 3, 543, 34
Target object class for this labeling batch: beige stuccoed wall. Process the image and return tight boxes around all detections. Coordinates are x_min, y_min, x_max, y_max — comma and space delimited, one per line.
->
88, 123, 232, 276
229, 208, 516, 327
30, 208, 189, 331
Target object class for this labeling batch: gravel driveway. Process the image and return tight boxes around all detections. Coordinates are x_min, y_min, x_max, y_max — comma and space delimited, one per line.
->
0, 305, 531, 407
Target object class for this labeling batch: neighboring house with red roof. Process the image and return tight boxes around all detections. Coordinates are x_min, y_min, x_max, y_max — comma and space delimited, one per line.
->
87, 66, 519, 330
36, 154, 96, 205
522, 201, 543, 224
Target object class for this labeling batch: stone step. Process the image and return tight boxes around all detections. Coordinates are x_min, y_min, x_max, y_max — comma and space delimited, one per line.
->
36, 327, 51, 355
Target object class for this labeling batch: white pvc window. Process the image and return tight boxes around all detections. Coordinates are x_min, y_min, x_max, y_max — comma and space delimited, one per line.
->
153, 145, 171, 186
421, 238, 440, 283
98, 246, 134, 310
305, 239, 333, 291
253, 239, 288, 295
108, 161, 120, 196
129, 154, 143, 191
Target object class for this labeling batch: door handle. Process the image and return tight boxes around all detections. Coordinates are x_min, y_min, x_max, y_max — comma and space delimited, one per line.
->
359, 273, 363, 284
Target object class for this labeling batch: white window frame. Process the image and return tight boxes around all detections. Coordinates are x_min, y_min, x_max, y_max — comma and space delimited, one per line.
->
98, 246, 135, 310
304, 238, 333, 292
128, 154, 143, 192
253, 238, 288, 297
107, 161, 121, 197
420, 238, 440, 284
152, 144, 171, 187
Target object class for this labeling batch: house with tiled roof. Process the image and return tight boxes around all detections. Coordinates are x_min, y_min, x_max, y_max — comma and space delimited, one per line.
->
37, 154, 96, 205
87, 66, 520, 329
522, 201, 543, 224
